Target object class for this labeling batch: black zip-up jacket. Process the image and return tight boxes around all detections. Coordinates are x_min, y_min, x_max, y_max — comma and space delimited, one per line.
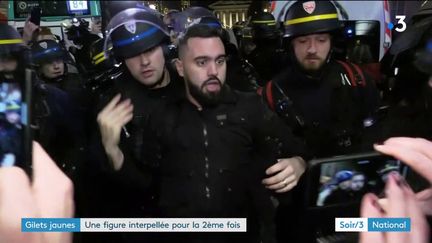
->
141, 86, 308, 242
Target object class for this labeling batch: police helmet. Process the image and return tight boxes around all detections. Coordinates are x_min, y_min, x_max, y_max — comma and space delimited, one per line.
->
242, 26, 253, 39
174, 7, 222, 34
106, 7, 170, 60
66, 19, 90, 39
0, 23, 25, 59
335, 170, 353, 183
250, 12, 280, 40
184, 7, 221, 29
90, 38, 115, 71
233, 21, 246, 37
31, 40, 67, 65
164, 9, 180, 31
0, 24, 29, 82
284, 0, 341, 38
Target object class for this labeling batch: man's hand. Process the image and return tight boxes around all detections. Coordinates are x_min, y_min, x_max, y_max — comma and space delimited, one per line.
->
374, 137, 432, 216
97, 94, 133, 170
22, 17, 39, 45
262, 156, 306, 193
0, 142, 74, 243
360, 173, 429, 243
359, 137, 432, 243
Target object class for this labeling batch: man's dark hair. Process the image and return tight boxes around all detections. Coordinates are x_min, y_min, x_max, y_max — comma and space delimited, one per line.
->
177, 24, 224, 58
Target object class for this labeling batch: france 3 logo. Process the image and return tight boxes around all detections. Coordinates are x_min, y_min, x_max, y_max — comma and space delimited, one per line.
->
389, 16, 407, 33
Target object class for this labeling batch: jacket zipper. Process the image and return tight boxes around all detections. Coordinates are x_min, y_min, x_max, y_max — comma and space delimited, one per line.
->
202, 122, 211, 199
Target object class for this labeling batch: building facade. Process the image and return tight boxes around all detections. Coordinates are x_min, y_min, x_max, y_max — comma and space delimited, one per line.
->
209, 0, 251, 28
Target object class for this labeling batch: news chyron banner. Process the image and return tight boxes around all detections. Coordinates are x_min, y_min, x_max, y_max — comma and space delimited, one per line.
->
335, 218, 411, 232
21, 218, 246, 232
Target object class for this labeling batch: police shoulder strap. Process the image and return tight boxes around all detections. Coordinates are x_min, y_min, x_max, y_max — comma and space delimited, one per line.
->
335, 60, 366, 87
265, 81, 276, 111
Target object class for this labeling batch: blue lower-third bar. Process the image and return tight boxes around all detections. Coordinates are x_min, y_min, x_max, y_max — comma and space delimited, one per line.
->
368, 218, 410, 232
22, 218, 80, 232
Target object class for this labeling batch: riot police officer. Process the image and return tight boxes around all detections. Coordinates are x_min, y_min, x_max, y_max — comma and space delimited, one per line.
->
246, 11, 289, 85
232, 20, 247, 47
78, 7, 184, 243
65, 18, 101, 77
259, 1, 380, 242
96, 7, 182, 173
31, 39, 91, 144
31, 39, 86, 97
85, 8, 183, 243
261, 0, 380, 157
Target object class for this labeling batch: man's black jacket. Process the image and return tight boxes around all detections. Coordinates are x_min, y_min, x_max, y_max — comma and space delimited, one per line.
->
143, 86, 308, 218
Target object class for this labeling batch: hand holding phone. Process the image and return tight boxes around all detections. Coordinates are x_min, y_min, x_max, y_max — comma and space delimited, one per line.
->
374, 137, 432, 216
358, 138, 432, 243
360, 171, 429, 243
306, 152, 408, 208
29, 7, 41, 26
0, 69, 33, 176
23, 15, 40, 45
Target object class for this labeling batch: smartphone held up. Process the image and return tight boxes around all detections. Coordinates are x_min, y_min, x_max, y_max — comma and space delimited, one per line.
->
0, 66, 33, 176
29, 7, 42, 26
306, 152, 410, 209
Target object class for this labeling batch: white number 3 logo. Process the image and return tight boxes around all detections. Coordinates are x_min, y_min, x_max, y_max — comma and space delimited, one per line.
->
395, 15, 407, 32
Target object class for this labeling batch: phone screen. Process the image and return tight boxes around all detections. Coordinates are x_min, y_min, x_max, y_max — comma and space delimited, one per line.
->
308, 153, 407, 208
0, 70, 32, 175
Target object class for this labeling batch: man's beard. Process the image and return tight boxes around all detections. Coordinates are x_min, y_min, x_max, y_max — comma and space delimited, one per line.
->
299, 54, 326, 76
187, 76, 224, 107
